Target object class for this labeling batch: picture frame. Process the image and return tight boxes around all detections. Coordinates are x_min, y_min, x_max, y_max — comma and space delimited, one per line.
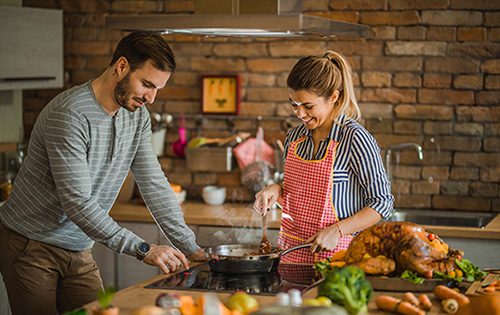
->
201, 75, 240, 115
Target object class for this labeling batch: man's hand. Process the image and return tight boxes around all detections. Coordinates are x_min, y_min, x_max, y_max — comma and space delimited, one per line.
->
143, 244, 190, 274
188, 248, 210, 262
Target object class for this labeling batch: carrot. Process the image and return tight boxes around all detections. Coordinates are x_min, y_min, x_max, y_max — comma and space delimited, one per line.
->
402, 292, 419, 306
433, 285, 470, 306
484, 286, 496, 293
418, 294, 432, 311
375, 295, 425, 315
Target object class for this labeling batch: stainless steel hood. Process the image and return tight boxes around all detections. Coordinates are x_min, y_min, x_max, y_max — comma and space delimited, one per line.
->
106, 0, 370, 38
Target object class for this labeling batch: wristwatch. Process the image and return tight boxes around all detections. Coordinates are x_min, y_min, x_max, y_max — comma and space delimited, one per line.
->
136, 242, 150, 261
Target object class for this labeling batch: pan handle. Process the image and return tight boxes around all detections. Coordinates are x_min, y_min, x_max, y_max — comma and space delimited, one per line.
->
280, 243, 312, 256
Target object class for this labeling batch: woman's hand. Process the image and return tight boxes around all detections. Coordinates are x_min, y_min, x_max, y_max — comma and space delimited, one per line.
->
306, 224, 342, 253
253, 183, 281, 216
143, 244, 190, 274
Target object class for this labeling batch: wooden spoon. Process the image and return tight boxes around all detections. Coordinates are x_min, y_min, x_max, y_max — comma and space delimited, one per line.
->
258, 214, 272, 254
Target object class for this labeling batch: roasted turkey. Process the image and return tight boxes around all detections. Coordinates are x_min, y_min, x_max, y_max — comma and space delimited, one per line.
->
344, 221, 463, 278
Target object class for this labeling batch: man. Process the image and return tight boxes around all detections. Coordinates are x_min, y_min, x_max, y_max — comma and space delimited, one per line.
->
0, 31, 206, 314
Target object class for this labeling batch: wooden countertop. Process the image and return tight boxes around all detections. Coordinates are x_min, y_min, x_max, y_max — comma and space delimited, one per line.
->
83, 266, 499, 315
110, 201, 500, 240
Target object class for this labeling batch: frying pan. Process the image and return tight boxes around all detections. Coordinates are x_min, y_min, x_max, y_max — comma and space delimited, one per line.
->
206, 243, 312, 274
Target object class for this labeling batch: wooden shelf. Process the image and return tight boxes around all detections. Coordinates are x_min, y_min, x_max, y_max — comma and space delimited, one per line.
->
0, 143, 17, 153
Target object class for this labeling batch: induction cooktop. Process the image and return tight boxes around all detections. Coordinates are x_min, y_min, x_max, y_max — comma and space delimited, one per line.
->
146, 262, 320, 296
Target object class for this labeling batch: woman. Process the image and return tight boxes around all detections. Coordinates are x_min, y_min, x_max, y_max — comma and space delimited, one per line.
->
253, 51, 394, 263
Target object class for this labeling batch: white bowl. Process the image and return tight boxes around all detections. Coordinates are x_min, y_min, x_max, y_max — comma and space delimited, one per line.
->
175, 190, 186, 204
202, 186, 226, 206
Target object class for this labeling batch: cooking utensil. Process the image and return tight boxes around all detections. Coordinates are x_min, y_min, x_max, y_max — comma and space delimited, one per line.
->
206, 243, 312, 274
258, 215, 272, 254
172, 114, 187, 158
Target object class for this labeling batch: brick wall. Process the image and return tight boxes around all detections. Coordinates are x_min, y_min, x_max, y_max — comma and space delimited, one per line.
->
22, 0, 499, 212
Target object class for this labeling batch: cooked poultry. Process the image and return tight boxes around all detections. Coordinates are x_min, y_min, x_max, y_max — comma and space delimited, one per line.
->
344, 221, 463, 278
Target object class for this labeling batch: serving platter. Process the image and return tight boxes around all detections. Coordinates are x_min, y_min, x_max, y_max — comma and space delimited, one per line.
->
366, 276, 443, 292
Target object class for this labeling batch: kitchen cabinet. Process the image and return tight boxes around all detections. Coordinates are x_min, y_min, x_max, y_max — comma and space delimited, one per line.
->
0, 5, 63, 90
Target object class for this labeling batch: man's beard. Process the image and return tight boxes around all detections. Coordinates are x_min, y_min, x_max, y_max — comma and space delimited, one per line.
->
114, 73, 148, 112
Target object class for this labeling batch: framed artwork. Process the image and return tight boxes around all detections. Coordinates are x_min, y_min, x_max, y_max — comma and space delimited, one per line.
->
201, 75, 240, 114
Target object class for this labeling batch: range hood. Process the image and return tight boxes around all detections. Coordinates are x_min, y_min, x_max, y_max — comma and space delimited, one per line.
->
106, 0, 370, 38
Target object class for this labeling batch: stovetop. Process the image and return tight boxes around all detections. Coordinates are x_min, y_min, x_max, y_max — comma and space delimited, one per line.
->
146, 262, 319, 296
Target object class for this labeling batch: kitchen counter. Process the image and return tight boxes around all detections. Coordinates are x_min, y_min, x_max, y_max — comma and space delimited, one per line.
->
110, 201, 500, 240
83, 265, 498, 315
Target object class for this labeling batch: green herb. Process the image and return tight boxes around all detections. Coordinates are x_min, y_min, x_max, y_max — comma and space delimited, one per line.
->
314, 258, 333, 278
433, 271, 463, 283
317, 265, 372, 315
400, 270, 425, 284
97, 287, 116, 309
455, 259, 487, 282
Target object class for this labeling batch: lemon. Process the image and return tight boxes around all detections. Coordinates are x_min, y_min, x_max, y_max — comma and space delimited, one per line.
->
226, 292, 259, 314
303, 298, 322, 306
316, 296, 333, 306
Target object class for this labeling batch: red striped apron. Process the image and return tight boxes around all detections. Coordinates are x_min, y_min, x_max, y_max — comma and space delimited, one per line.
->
278, 136, 353, 263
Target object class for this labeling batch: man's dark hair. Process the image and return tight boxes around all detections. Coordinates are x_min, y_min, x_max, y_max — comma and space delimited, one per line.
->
110, 31, 176, 72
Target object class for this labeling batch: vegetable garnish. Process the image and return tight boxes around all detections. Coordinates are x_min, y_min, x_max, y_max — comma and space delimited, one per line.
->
455, 258, 487, 282
401, 270, 425, 284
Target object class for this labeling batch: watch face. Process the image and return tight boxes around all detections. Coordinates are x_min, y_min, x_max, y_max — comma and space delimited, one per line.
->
138, 242, 150, 253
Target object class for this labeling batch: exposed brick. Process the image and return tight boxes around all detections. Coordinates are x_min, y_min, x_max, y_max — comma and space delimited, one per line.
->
450, 0, 500, 10
376, 134, 424, 150
477, 91, 500, 105
191, 57, 246, 72
427, 27, 456, 41
269, 41, 326, 57
193, 173, 217, 186
395, 105, 453, 120
485, 123, 500, 136
484, 137, 500, 152
433, 195, 490, 211
170, 43, 212, 56
360, 103, 394, 120
172, 72, 199, 85
239, 102, 276, 116
214, 43, 268, 57
395, 194, 431, 209
481, 167, 500, 182
422, 11, 482, 26
394, 121, 422, 134
308, 11, 360, 23
361, 11, 421, 26
110, 0, 162, 12
390, 0, 449, 9
391, 180, 411, 194
372, 26, 396, 40
164, 101, 200, 115
331, 41, 384, 56
425, 57, 479, 73
458, 27, 486, 42
489, 28, 500, 42
364, 57, 423, 72
470, 182, 498, 198
386, 41, 446, 56
366, 119, 393, 133
246, 58, 295, 72
430, 136, 483, 152
329, 0, 386, 10
167, 171, 192, 187
453, 74, 484, 90
246, 87, 287, 102
393, 73, 422, 87
392, 165, 421, 179
447, 43, 500, 59
454, 123, 484, 136
423, 121, 453, 135
303, 0, 329, 11
163, 0, 194, 13
65, 41, 111, 56
457, 106, 500, 122
454, 153, 500, 167
422, 166, 450, 180
450, 167, 479, 180
482, 59, 500, 73
362, 88, 416, 103
361, 72, 392, 87
485, 12, 500, 27
412, 181, 440, 194
441, 181, 469, 195
397, 26, 426, 40
418, 89, 475, 105
247, 73, 275, 86
485, 75, 500, 89
423, 73, 452, 88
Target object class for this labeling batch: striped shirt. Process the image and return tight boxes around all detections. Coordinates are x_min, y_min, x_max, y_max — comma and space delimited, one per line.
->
0, 82, 199, 256
284, 114, 394, 220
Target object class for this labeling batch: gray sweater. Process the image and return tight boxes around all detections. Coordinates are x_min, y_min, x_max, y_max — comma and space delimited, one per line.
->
0, 82, 199, 256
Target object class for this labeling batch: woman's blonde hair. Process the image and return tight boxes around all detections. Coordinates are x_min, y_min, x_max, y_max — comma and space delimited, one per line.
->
286, 50, 361, 121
